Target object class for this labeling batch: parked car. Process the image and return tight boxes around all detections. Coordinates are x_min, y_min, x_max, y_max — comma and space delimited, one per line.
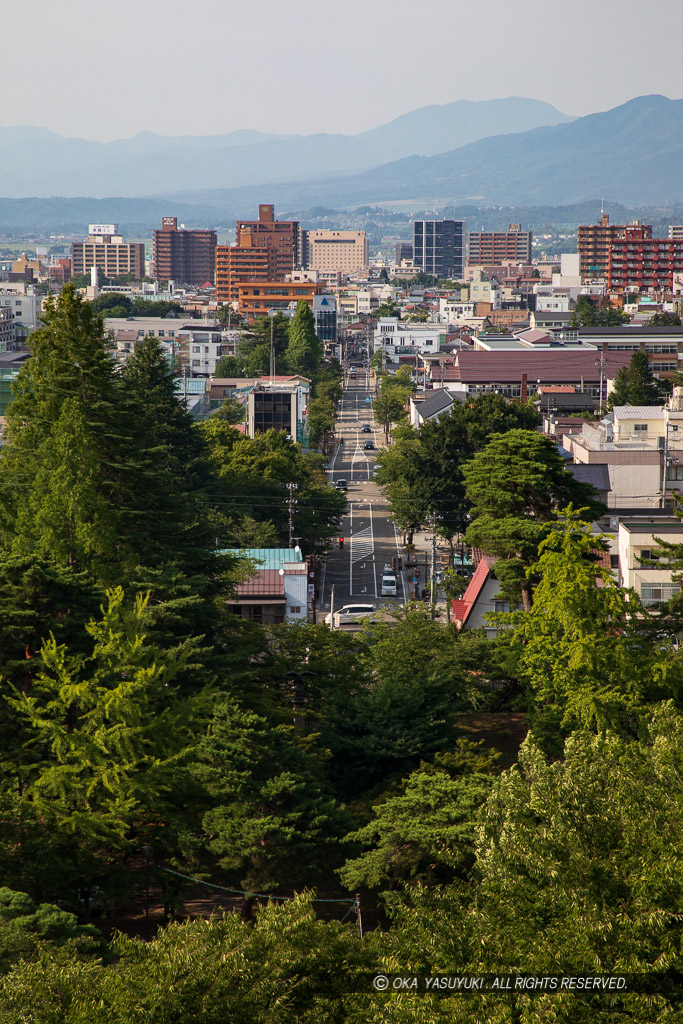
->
324, 604, 377, 628
335, 478, 348, 491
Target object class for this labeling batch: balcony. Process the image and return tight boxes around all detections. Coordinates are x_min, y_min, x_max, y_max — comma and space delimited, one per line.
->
638, 583, 681, 606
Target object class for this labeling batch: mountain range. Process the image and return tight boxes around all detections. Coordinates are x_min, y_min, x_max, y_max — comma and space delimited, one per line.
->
0, 98, 570, 198
159, 95, 683, 212
0, 95, 681, 231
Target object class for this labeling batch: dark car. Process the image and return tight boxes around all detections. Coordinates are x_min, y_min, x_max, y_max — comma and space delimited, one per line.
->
361, 423, 372, 433
335, 478, 348, 491
364, 440, 374, 450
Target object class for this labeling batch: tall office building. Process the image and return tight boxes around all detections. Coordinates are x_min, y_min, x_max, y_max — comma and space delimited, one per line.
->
467, 224, 532, 265
153, 217, 217, 286
395, 241, 413, 264
412, 219, 466, 279
72, 225, 145, 280
215, 204, 299, 306
577, 213, 652, 279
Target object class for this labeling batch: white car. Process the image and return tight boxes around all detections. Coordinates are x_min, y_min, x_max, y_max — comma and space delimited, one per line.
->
324, 604, 377, 628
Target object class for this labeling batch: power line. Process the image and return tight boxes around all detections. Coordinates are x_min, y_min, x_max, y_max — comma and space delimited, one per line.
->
158, 866, 355, 906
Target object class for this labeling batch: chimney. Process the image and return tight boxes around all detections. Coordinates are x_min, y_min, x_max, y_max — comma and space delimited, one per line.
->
520, 373, 528, 402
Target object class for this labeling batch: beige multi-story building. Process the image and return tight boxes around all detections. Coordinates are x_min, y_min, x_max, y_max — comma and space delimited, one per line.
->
300, 230, 368, 276
72, 225, 145, 280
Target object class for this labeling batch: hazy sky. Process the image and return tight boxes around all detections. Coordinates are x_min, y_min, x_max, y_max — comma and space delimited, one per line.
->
8, 0, 683, 140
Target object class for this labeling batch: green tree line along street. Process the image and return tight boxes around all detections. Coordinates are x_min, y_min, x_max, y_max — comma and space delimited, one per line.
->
0, 287, 683, 1020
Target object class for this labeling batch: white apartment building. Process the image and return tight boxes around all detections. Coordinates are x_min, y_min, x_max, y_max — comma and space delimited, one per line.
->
0, 307, 15, 352
618, 519, 683, 606
439, 299, 476, 323
559, 391, 683, 510
0, 286, 41, 333
103, 316, 185, 341
373, 317, 445, 360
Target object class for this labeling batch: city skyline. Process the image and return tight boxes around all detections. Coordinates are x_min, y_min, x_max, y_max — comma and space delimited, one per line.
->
5, 0, 683, 141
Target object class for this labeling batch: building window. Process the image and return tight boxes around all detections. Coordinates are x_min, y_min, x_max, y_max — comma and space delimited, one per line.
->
633, 424, 648, 432
289, 606, 301, 614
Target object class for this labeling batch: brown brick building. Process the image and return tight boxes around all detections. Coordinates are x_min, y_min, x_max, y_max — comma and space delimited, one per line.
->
467, 224, 532, 265
577, 213, 653, 278
153, 217, 217, 286
215, 205, 299, 306
607, 225, 683, 292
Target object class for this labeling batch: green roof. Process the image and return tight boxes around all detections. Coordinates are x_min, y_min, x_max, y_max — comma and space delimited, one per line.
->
227, 547, 303, 569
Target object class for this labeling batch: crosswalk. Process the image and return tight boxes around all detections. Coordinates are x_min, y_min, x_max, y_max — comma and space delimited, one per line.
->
351, 525, 374, 564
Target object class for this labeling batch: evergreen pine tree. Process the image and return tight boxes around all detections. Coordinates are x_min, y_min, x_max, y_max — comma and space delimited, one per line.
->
607, 350, 662, 408
285, 302, 322, 376
0, 286, 129, 582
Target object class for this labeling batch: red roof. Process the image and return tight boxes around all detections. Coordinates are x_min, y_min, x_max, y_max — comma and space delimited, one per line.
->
235, 570, 285, 598
452, 556, 496, 628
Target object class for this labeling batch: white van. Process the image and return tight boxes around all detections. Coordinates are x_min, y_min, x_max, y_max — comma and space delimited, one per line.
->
381, 572, 397, 597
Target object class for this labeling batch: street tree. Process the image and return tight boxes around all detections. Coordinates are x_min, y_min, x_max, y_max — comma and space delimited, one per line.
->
463, 431, 605, 609
213, 354, 247, 378
607, 350, 663, 408
373, 375, 411, 441
213, 396, 246, 424
285, 301, 322, 376
375, 395, 540, 544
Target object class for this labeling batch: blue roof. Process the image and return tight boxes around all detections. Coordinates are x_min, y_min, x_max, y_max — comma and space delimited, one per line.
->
228, 547, 303, 569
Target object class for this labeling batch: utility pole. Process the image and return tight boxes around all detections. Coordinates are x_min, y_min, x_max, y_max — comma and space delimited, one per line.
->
661, 412, 669, 510
288, 483, 298, 546
329, 584, 335, 630
270, 313, 275, 380
142, 845, 153, 941
429, 513, 437, 618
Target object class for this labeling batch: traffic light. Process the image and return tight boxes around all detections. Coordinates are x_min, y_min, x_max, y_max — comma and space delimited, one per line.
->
340, 438, 344, 447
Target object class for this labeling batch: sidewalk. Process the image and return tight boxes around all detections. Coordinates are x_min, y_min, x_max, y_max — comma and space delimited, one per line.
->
396, 527, 454, 615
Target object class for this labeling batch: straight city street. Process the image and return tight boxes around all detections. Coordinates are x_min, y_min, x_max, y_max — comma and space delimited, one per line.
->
317, 364, 416, 614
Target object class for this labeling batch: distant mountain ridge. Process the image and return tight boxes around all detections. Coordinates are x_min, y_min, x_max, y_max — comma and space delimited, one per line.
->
157, 94, 683, 211
0, 97, 570, 198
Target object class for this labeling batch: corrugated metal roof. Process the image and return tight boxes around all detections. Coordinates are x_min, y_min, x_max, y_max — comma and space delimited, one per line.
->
235, 570, 285, 598
232, 547, 304, 569
612, 406, 664, 418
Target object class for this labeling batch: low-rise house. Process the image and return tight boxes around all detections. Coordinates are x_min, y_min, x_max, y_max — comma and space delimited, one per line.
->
409, 388, 458, 427
452, 556, 508, 635
226, 547, 308, 624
